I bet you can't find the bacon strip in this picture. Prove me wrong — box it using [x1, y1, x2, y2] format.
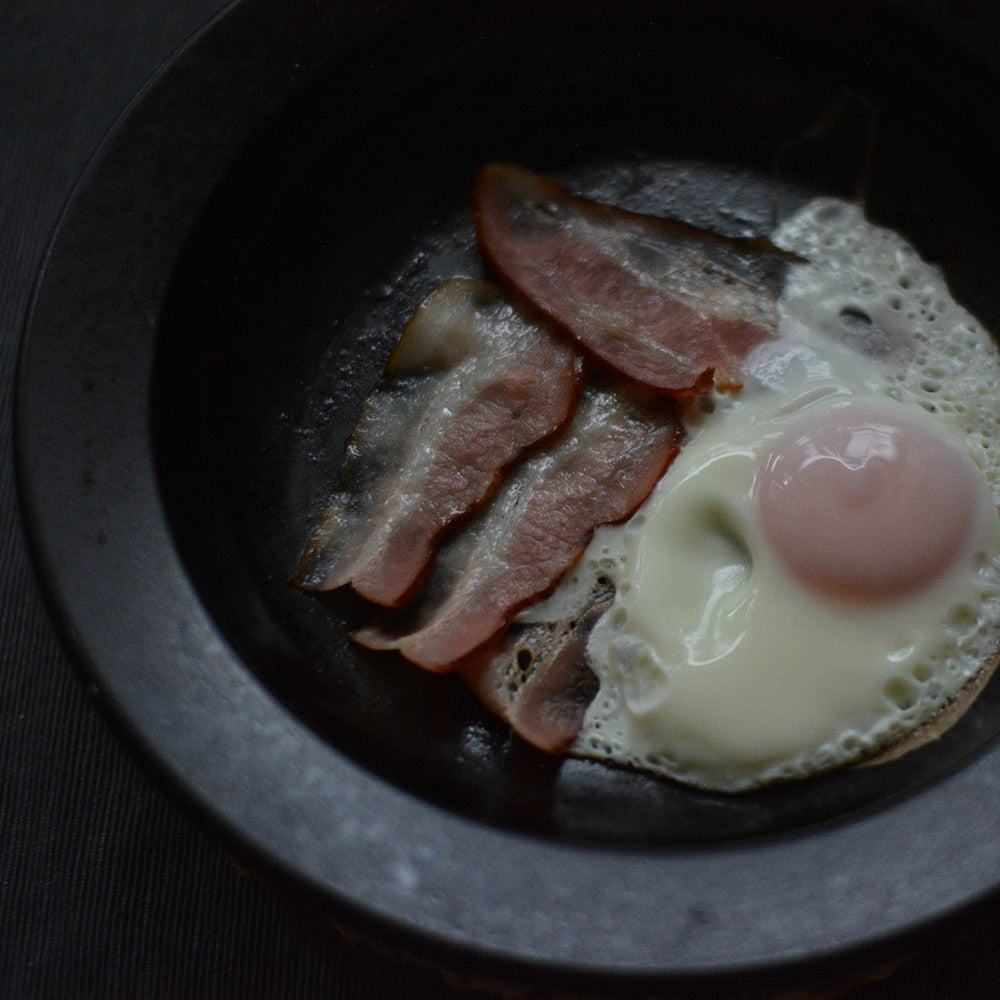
[294, 278, 583, 606]
[475, 163, 788, 395]
[354, 381, 682, 669]
[458, 582, 612, 753]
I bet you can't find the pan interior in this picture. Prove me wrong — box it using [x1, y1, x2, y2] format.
[154, 3, 1000, 845]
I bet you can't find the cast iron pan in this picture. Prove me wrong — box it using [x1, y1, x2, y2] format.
[16, 0, 1000, 991]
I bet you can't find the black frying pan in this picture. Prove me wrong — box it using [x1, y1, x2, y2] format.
[17, 0, 1000, 992]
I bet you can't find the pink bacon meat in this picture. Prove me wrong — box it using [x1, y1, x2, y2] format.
[475, 163, 787, 395]
[295, 278, 583, 606]
[354, 382, 682, 670]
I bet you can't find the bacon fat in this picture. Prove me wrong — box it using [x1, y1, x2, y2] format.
[457, 581, 612, 754]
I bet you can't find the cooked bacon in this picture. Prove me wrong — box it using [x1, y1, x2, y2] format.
[294, 278, 583, 606]
[474, 163, 787, 395]
[354, 381, 682, 670]
[458, 582, 612, 753]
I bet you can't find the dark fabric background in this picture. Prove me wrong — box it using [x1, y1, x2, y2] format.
[3, 2, 1000, 998]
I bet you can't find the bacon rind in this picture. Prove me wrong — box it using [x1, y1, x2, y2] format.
[294, 278, 583, 606]
[474, 163, 786, 396]
[353, 382, 683, 670]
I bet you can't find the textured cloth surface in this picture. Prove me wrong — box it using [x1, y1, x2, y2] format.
[3, 3, 1000, 999]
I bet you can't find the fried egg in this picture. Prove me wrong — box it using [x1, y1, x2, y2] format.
[560, 197, 1000, 791]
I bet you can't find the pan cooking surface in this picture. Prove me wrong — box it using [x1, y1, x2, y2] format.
[155, 2, 1000, 844]
[18, 0, 1000, 986]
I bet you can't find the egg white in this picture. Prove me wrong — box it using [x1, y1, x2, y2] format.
[557, 198, 1000, 791]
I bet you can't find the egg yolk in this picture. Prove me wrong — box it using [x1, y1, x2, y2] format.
[757, 404, 980, 603]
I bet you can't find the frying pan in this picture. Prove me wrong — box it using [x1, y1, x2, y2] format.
[16, 0, 1000, 991]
